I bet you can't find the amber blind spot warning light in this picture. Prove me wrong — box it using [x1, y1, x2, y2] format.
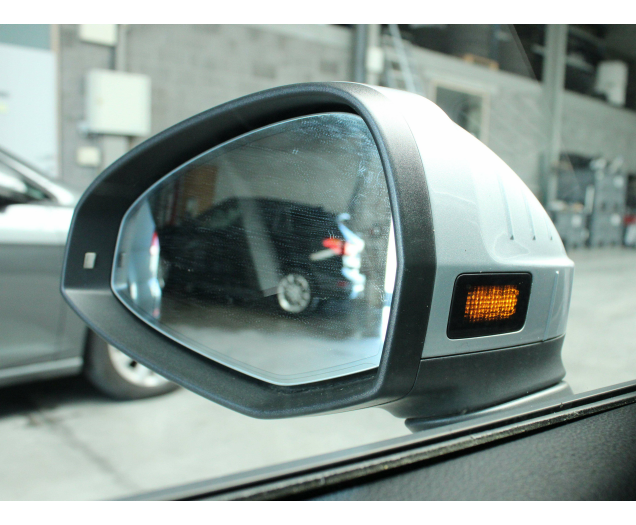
[448, 274, 532, 339]
[464, 284, 520, 323]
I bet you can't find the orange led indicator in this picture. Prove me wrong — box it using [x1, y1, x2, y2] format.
[464, 284, 520, 323]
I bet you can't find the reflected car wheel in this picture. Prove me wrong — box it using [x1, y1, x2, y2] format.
[276, 272, 315, 314]
[84, 332, 179, 400]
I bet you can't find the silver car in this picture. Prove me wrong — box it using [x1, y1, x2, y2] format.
[0, 147, 177, 399]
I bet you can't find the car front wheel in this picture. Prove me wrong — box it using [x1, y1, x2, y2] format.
[84, 332, 179, 400]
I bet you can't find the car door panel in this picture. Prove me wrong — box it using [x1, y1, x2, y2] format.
[313, 403, 636, 500]
[0, 203, 72, 367]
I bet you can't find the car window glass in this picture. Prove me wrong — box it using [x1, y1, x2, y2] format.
[0, 161, 48, 205]
[200, 203, 242, 230]
[271, 207, 289, 232]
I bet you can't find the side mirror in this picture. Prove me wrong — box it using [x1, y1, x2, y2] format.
[62, 83, 573, 425]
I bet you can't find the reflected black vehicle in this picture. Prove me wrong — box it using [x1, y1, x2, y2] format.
[159, 197, 366, 314]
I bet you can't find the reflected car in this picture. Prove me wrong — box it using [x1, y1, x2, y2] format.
[0, 146, 177, 399]
[159, 197, 366, 314]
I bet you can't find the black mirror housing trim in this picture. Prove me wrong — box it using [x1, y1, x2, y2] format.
[383, 335, 566, 420]
[62, 82, 437, 418]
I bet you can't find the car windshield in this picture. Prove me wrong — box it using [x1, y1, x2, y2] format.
[2, 23, 636, 500]
[0, 160, 49, 205]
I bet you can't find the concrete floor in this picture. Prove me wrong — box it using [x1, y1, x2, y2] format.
[0, 376, 407, 500]
[561, 248, 636, 393]
[1, 247, 635, 500]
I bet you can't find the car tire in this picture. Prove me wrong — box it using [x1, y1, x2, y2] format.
[276, 270, 319, 315]
[84, 332, 179, 400]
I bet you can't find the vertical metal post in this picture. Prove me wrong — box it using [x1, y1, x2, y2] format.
[490, 24, 500, 63]
[353, 25, 368, 83]
[541, 24, 568, 204]
[51, 24, 62, 179]
[114, 23, 128, 72]
[102, 24, 131, 170]
[366, 24, 383, 86]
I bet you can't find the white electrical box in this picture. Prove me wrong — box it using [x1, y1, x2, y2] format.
[85, 69, 151, 137]
[79, 25, 118, 46]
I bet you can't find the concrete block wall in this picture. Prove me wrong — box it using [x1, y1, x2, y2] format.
[410, 44, 636, 196]
[562, 91, 636, 170]
[58, 24, 352, 190]
[126, 24, 352, 138]
[58, 24, 636, 200]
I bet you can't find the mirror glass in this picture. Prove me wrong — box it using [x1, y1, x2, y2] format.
[113, 113, 396, 385]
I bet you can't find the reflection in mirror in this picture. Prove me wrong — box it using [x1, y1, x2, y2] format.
[113, 113, 396, 385]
